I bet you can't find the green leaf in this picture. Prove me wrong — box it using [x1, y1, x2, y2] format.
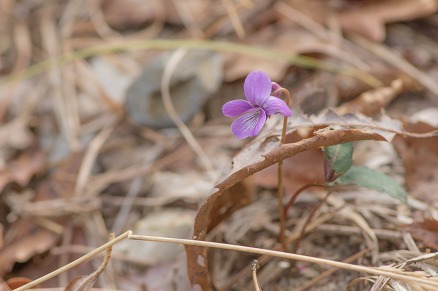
[323, 142, 353, 182]
[336, 166, 408, 204]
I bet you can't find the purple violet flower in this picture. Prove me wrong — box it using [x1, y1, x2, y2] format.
[222, 71, 291, 139]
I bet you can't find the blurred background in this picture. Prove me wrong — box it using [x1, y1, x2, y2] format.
[1, 0, 438, 290]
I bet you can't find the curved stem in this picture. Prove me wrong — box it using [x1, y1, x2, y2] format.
[284, 183, 326, 221]
[251, 260, 262, 291]
[292, 191, 331, 254]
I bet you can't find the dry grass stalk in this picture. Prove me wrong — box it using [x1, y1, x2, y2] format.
[129, 234, 438, 289]
[13, 231, 132, 291]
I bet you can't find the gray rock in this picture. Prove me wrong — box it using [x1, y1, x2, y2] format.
[125, 50, 223, 128]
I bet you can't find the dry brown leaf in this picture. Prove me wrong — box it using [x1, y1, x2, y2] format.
[102, 0, 166, 28]
[407, 219, 438, 249]
[338, 0, 438, 41]
[185, 178, 254, 290]
[393, 121, 438, 201]
[0, 226, 59, 276]
[255, 131, 325, 194]
[224, 25, 332, 82]
[35, 150, 85, 200]
[186, 110, 438, 289]
[6, 277, 33, 290]
[337, 79, 405, 115]
[0, 118, 33, 152]
[0, 145, 45, 193]
[102, 0, 209, 29]
[294, 66, 402, 113]
[186, 128, 388, 290]
[65, 233, 115, 291]
[235, 110, 407, 178]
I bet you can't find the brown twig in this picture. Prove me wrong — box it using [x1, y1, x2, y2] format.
[292, 191, 331, 254]
[295, 249, 370, 291]
[13, 231, 131, 291]
[284, 183, 326, 221]
[130, 234, 438, 289]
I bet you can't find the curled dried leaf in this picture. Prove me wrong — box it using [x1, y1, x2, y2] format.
[337, 79, 405, 116]
[187, 128, 386, 290]
[338, 0, 438, 41]
[65, 233, 115, 291]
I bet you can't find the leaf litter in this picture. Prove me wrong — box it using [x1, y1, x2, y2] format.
[1, 0, 438, 290]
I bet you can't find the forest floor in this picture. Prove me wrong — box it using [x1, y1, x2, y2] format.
[1, 0, 438, 290]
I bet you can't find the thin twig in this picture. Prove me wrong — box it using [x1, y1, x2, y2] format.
[161, 48, 217, 182]
[220, 0, 246, 38]
[295, 249, 370, 291]
[284, 183, 326, 220]
[13, 231, 132, 291]
[128, 234, 438, 289]
[352, 34, 438, 99]
[74, 122, 117, 195]
[292, 191, 331, 254]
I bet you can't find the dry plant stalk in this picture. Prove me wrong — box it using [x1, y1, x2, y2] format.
[251, 260, 262, 291]
[64, 233, 116, 291]
[129, 234, 438, 289]
[161, 48, 217, 181]
[13, 231, 131, 291]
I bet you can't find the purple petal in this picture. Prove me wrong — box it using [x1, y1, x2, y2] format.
[231, 108, 267, 139]
[244, 71, 272, 106]
[222, 100, 255, 118]
[271, 82, 282, 98]
[262, 96, 292, 117]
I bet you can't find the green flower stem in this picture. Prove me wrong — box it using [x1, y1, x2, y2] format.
[1, 39, 381, 88]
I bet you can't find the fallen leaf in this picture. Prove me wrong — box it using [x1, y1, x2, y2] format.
[224, 25, 333, 82]
[186, 128, 388, 290]
[228, 110, 415, 183]
[115, 209, 194, 265]
[0, 225, 59, 276]
[393, 121, 438, 201]
[337, 79, 405, 115]
[150, 171, 213, 203]
[35, 150, 85, 201]
[337, 0, 438, 41]
[186, 178, 254, 290]
[255, 132, 325, 194]
[6, 277, 33, 289]
[0, 144, 46, 193]
[407, 219, 438, 249]
[411, 108, 438, 127]
[186, 110, 438, 289]
[102, 0, 209, 29]
[0, 118, 33, 152]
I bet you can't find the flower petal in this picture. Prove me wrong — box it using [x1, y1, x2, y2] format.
[262, 96, 292, 117]
[271, 82, 282, 98]
[222, 99, 255, 118]
[244, 71, 272, 106]
[231, 108, 267, 139]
